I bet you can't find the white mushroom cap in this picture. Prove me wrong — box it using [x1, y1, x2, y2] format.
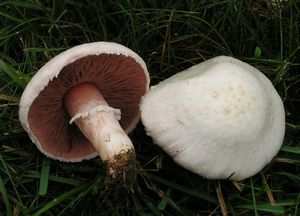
[19, 42, 149, 162]
[140, 56, 285, 181]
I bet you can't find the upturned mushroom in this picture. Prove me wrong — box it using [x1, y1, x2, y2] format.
[140, 56, 285, 181]
[19, 42, 149, 181]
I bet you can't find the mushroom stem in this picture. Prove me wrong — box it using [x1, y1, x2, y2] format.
[64, 82, 136, 182]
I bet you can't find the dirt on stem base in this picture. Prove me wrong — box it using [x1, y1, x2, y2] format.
[104, 149, 137, 185]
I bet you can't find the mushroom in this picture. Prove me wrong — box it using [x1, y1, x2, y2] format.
[19, 42, 149, 181]
[140, 56, 285, 181]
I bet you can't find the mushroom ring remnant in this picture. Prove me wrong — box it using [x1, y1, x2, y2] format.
[140, 56, 285, 181]
[19, 42, 149, 181]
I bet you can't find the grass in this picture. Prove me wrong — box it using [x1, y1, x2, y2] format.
[0, 0, 299, 215]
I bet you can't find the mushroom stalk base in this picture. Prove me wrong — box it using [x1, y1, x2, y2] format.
[64, 83, 136, 182]
[104, 149, 136, 184]
[74, 110, 136, 183]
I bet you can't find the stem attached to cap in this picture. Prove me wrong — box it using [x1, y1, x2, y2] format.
[64, 82, 136, 183]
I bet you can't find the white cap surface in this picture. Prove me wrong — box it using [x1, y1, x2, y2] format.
[140, 56, 285, 180]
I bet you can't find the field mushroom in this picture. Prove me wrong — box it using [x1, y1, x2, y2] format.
[140, 56, 285, 181]
[19, 42, 149, 181]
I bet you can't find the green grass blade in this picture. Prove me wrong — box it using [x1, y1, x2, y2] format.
[32, 181, 93, 216]
[157, 188, 170, 211]
[38, 158, 51, 196]
[275, 172, 300, 183]
[237, 204, 284, 214]
[0, 59, 28, 89]
[0, 175, 12, 216]
[139, 193, 162, 216]
[254, 46, 262, 58]
[250, 177, 258, 216]
[148, 174, 217, 204]
[237, 200, 297, 214]
[281, 146, 300, 154]
[25, 171, 82, 186]
[0, 153, 24, 210]
[0, 11, 23, 23]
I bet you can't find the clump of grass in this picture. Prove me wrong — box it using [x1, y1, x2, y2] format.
[1, 0, 299, 215]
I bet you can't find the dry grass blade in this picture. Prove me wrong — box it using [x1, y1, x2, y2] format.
[215, 181, 228, 216]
